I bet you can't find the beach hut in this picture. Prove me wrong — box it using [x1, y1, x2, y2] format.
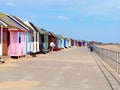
[70, 38, 74, 47]
[74, 40, 77, 46]
[64, 36, 70, 48]
[48, 31, 58, 51]
[0, 13, 29, 57]
[66, 38, 70, 48]
[60, 35, 69, 49]
[0, 20, 9, 56]
[24, 21, 40, 53]
[6, 14, 34, 57]
[26, 30, 33, 54]
[78, 40, 83, 46]
[40, 29, 49, 53]
[24, 21, 46, 53]
[82, 41, 88, 46]
[35, 27, 45, 53]
[6, 17, 33, 55]
[68, 38, 71, 48]
[56, 34, 62, 50]
[57, 34, 65, 49]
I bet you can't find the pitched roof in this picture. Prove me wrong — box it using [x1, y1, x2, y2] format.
[0, 13, 25, 30]
[24, 21, 36, 31]
[40, 28, 50, 35]
[35, 26, 45, 34]
[57, 34, 65, 39]
[7, 14, 33, 32]
[0, 20, 8, 27]
[48, 31, 57, 37]
[24, 21, 45, 34]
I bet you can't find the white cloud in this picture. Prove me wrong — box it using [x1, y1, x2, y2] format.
[57, 16, 68, 20]
[6, 2, 15, 6]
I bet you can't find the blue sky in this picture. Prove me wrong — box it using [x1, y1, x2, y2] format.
[0, 0, 120, 43]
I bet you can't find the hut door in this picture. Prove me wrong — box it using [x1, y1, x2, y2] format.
[10, 31, 18, 55]
[3, 28, 9, 56]
[44, 35, 48, 50]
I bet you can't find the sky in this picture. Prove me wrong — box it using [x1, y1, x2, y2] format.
[0, 0, 120, 43]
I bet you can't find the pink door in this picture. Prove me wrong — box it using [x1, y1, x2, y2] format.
[10, 31, 19, 56]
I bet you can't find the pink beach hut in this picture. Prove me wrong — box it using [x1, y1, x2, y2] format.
[9, 30, 26, 57]
[6, 14, 29, 57]
[0, 13, 28, 58]
[7, 15, 33, 55]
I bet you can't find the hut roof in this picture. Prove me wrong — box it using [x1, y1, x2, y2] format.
[48, 31, 57, 37]
[40, 28, 50, 35]
[57, 34, 69, 39]
[24, 21, 45, 34]
[0, 20, 8, 27]
[35, 26, 45, 34]
[0, 13, 25, 30]
[7, 14, 33, 32]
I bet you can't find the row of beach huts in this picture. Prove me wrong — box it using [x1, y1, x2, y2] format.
[0, 12, 88, 59]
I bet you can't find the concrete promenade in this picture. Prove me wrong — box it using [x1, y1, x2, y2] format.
[0, 47, 119, 90]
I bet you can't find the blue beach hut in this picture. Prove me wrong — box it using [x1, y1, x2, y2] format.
[24, 21, 40, 53]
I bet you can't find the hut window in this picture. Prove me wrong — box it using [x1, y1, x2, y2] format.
[19, 36, 21, 43]
[19, 32, 21, 43]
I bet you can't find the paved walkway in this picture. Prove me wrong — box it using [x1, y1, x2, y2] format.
[0, 47, 119, 90]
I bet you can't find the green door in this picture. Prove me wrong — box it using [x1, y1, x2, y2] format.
[42, 34, 48, 53]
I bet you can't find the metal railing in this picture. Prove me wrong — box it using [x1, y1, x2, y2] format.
[93, 46, 120, 74]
